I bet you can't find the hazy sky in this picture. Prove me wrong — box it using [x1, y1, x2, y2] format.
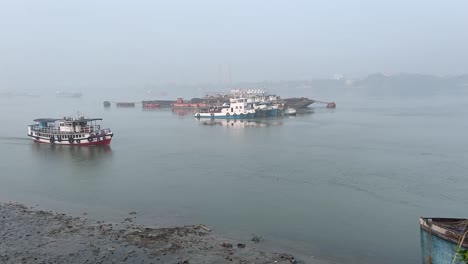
[1, 0, 467, 89]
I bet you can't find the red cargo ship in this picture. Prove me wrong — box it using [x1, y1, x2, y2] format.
[172, 98, 207, 108]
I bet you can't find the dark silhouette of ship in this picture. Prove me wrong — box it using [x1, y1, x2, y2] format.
[283, 97, 315, 108]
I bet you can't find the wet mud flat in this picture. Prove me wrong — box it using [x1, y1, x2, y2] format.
[0, 203, 300, 264]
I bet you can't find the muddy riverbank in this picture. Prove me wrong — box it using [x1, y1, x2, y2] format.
[0, 203, 301, 264]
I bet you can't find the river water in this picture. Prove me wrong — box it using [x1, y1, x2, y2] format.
[0, 93, 467, 264]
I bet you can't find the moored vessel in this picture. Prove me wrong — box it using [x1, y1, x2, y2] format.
[142, 102, 160, 109]
[28, 117, 113, 146]
[194, 98, 256, 119]
[172, 98, 207, 108]
[283, 97, 315, 108]
[420, 217, 468, 264]
[116, 102, 135, 108]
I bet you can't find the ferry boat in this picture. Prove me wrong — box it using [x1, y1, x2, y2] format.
[27, 117, 113, 146]
[194, 98, 256, 119]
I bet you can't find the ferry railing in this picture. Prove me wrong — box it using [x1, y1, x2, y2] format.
[30, 126, 59, 134]
[30, 125, 110, 135]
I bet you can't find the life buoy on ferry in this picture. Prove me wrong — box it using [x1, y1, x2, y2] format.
[210, 113, 214, 117]
[233, 113, 237, 117]
[57, 137, 62, 142]
[102, 136, 106, 140]
[68, 137, 74, 144]
[49, 137, 55, 143]
[76, 139, 81, 144]
[226, 113, 230, 117]
[196, 113, 201, 118]
[97, 137, 101, 141]
[87, 137, 92, 142]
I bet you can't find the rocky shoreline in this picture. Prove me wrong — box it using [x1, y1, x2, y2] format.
[0, 203, 300, 264]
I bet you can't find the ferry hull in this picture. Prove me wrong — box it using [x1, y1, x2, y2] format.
[30, 136, 112, 146]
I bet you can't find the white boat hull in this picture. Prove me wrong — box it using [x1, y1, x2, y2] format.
[29, 133, 113, 146]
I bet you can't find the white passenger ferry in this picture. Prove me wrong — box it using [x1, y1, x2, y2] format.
[28, 117, 113, 146]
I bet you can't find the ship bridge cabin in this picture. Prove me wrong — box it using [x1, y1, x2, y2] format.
[57, 117, 102, 133]
[227, 98, 254, 114]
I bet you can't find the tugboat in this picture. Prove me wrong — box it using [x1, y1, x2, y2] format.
[27, 117, 113, 146]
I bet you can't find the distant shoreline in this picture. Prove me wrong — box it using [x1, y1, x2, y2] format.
[0, 202, 299, 264]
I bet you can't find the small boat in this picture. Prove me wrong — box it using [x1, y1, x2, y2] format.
[116, 102, 135, 108]
[283, 108, 297, 116]
[420, 217, 468, 264]
[28, 117, 113, 146]
[194, 98, 256, 119]
[56, 91, 82, 98]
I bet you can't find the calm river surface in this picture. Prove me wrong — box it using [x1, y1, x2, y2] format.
[0, 94, 467, 264]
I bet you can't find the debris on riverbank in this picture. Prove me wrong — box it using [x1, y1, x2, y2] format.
[0, 203, 300, 264]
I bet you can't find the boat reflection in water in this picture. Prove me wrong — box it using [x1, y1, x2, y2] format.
[142, 106, 162, 112]
[30, 143, 112, 164]
[172, 108, 199, 117]
[197, 119, 283, 128]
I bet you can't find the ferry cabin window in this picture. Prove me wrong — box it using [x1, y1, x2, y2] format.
[231, 108, 233, 112]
